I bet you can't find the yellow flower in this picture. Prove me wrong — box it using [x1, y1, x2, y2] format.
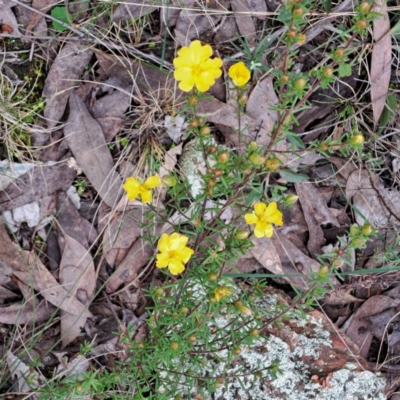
[173, 40, 223, 92]
[123, 175, 161, 203]
[214, 285, 232, 301]
[156, 233, 194, 275]
[228, 62, 251, 87]
[245, 202, 283, 238]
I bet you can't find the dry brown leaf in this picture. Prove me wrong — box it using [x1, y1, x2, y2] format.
[112, 0, 156, 22]
[370, 0, 392, 124]
[0, 163, 75, 213]
[249, 237, 283, 274]
[64, 91, 123, 208]
[247, 0, 268, 19]
[323, 289, 364, 306]
[106, 238, 154, 294]
[0, 220, 28, 272]
[295, 182, 340, 258]
[270, 231, 323, 289]
[158, 143, 183, 200]
[344, 295, 400, 358]
[102, 208, 143, 268]
[0, 295, 56, 324]
[14, 253, 93, 318]
[0, 2, 22, 37]
[58, 227, 95, 347]
[197, 97, 268, 147]
[175, 2, 222, 46]
[7, 350, 41, 392]
[26, 0, 57, 33]
[230, 0, 256, 45]
[246, 75, 278, 146]
[43, 43, 93, 128]
[346, 169, 400, 228]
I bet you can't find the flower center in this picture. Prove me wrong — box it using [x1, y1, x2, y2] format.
[192, 64, 203, 76]
[258, 215, 268, 223]
[169, 250, 177, 259]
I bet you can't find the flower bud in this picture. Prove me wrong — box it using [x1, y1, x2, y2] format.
[332, 260, 343, 269]
[175, 397, 183, 400]
[206, 188, 213, 196]
[350, 134, 365, 146]
[180, 307, 189, 315]
[318, 265, 329, 277]
[218, 151, 230, 163]
[237, 303, 253, 316]
[162, 174, 177, 187]
[287, 27, 297, 39]
[249, 153, 266, 166]
[353, 237, 365, 247]
[200, 126, 211, 137]
[356, 19, 368, 30]
[350, 224, 360, 236]
[188, 335, 197, 343]
[173, 312, 179, 318]
[233, 347, 241, 355]
[170, 342, 179, 350]
[187, 95, 199, 107]
[213, 168, 223, 177]
[207, 179, 216, 188]
[190, 218, 201, 227]
[297, 33, 306, 45]
[284, 194, 299, 205]
[248, 141, 259, 152]
[322, 66, 334, 78]
[189, 118, 200, 128]
[238, 94, 248, 105]
[361, 223, 373, 235]
[249, 328, 259, 337]
[279, 74, 290, 84]
[155, 287, 164, 297]
[235, 230, 250, 240]
[359, 1, 371, 12]
[334, 48, 345, 59]
[265, 158, 280, 171]
[292, 6, 305, 18]
[318, 143, 329, 152]
[294, 77, 307, 90]
[198, 117, 206, 125]
[208, 146, 217, 154]
[208, 272, 219, 281]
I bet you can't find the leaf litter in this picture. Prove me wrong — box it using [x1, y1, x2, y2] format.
[1, 0, 400, 398]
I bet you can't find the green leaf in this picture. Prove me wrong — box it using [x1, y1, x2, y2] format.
[245, 188, 263, 206]
[280, 169, 309, 183]
[51, 7, 70, 32]
[323, 0, 331, 13]
[338, 63, 352, 77]
[286, 132, 305, 149]
[378, 93, 397, 130]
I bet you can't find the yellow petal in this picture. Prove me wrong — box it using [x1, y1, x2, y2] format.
[264, 223, 274, 238]
[123, 177, 140, 201]
[199, 43, 213, 63]
[156, 252, 169, 268]
[265, 202, 283, 226]
[178, 246, 194, 264]
[144, 175, 161, 189]
[254, 221, 268, 238]
[254, 202, 267, 217]
[168, 259, 185, 275]
[158, 233, 171, 252]
[140, 188, 152, 203]
[203, 58, 223, 78]
[169, 233, 189, 251]
[174, 67, 193, 81]
[179, 79, 195, 92]
[228, 62, 251, 87]
[245, 213, 258, 225]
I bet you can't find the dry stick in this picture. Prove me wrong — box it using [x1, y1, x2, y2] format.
[5, 1, 174, 69]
